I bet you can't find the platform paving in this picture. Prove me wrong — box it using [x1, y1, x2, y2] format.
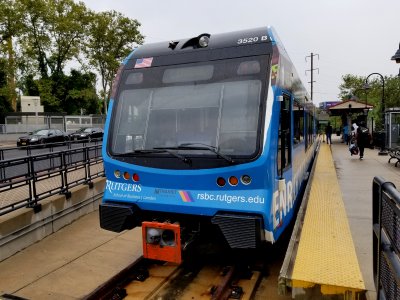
[0, 211, 142, 299]
[288, 142, 365, 297]
[0, 134, 398, 299]
[329, 135, 400, 300]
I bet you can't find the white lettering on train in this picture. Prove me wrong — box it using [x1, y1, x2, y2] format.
[106, 180, 142, 194]
[273, 150, 314, 230]
[273, 179, 294, 229]
[196, 192, 264, 204]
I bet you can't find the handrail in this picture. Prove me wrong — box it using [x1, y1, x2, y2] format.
[0, 142, 104, 216]
[372, 176, 400, 300]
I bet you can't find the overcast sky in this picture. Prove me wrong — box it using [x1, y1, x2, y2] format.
[80, 0, 400, 105]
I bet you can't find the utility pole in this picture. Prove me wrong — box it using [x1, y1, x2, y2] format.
[305, 53, 319, 102]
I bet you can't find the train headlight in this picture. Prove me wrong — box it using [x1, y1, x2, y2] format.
[228, 176, 238, 186]
[198, 35, 209, 48]
[217, 177, 226, 187]
[146, 228, 162, 244]
[132, 173, 140, 182]
[241, 175, 252, 185]
[161, 229, 176, 246]
[114, 170, 121, 178]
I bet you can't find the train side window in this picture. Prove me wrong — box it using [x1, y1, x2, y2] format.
[307, 113, 314, 148]
[293, 101, 304, 147]
[277, 94, 291, 177]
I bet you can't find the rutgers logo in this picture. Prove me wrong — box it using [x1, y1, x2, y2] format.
[106, 180, 142, 193]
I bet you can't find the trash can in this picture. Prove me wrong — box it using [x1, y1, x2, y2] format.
[372, 131, 385, 149]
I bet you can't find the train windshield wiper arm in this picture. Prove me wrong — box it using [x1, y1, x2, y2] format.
[113, 149, 191, 165]
[146, 148, 192, 165]
[177, 143, 234, 164]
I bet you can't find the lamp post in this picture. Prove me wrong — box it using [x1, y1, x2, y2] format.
[34, 98, 39, 126]
[391, 42, 400, 77]
[348, 103, 352, 145]
[362, 87, 369, 123]
[364, 73, 387, 155]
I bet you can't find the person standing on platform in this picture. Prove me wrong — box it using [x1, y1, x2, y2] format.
[356, 121, 369, 160]
[343, 124, 349, 145]
[325, 122, 333, 145]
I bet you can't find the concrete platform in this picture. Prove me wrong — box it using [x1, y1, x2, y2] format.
[330, 136, 400, 300]
[279, 135, 399, 300]
[0, 211, 142, 299]
[287, 142, 365, 298]
[0, 177, 106, 261]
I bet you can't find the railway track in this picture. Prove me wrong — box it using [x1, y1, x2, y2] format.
[84, 238, 292, 300]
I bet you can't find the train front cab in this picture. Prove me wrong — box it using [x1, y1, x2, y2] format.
[99, 26, 317, 264]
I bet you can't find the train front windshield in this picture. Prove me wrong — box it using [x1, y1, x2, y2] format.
[110, 56, 268, 157]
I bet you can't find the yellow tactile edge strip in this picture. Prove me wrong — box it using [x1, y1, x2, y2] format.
[291, 143, 365, 293]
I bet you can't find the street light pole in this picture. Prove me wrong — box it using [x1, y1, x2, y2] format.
[363, 88, 369, 123]
[365, 73, 387, 155]
[391, 42, 400, 77]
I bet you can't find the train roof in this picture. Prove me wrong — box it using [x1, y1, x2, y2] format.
[120, 27, 312, 106]
[124, 27, 277, 68]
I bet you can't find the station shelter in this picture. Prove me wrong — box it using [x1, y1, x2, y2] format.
[327, 99, 374, 136]
[386, 107, 400, 148]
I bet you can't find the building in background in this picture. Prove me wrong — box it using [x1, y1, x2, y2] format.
[20, 96, 44, 114]
[319, 101, 342, 111]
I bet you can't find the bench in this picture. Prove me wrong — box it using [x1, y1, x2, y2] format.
[388, 147, 400, 166]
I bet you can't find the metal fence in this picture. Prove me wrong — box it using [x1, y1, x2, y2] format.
[0, 142, 104, 216]
[0, 114, 106, 134]
[372, 176, 400, 300]
[65, 115, 105, 133]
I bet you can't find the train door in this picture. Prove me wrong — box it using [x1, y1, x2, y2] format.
[293, 101, 304, 146]
[277, 94, 292, 178]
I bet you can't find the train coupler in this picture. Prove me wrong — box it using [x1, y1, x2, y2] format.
[142, 221, 182, 264]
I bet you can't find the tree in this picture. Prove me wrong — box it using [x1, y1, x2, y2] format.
[0, 58, 13, 113]
[23, 70, 100, 114]
[64, 69, 100, 114]
[338, 74, 366, 100]
[22, 74, 40, 96]
[339, 74, 400, 129]
[84, 10, 143, 114]
[0, 1, 144, 115]
[385, 76, 400, 108]
[20, 0, 91, 79]
[0, 0, 25, 111]
[17, 0, 94, 112]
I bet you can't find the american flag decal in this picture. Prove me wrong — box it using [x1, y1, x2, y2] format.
[134, 57, 153, 68]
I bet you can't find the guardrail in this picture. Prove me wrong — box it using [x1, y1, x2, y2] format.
[0, 142, 104, 216]
[372, 176, 400, 300]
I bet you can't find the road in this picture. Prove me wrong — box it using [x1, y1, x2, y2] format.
[0, 140, 103, 161]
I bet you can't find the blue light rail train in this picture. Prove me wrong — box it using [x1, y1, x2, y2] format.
[99, 26, 318, 263]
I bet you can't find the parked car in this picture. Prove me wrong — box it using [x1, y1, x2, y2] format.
[69, 127, 104, 142]
[17, 129, 69, 147]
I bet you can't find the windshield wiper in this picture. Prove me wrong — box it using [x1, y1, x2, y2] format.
[152, 148, 192, 165]
[114, 144, 233, 164]
[177, 143, 234, 164]
[114, 148, 192, 165]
